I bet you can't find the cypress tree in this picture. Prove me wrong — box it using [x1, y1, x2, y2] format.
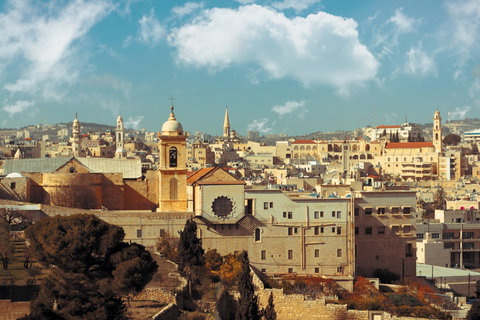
[263, 292, 277, 320]
[236, 251, 260, 320]
[178, 218, 205, 296]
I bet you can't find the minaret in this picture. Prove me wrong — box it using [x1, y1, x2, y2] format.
[116, 114, 124, 150]
[433, 109, 442, 153]
[71, 113, 81, 157]
[223, 106, 230, 138]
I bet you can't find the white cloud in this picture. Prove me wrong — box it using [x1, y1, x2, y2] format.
[172, 2, 204, 18]
[271, 100, 306, 118]
[138, 8, 165, 45]
[3, 100, 35, 116]
[270, 0, 320, 12]
[0, 0, 114, 97]
[388, 8, 420, 34]
[235, 0, 256, 4]
[168, 5, 379, 95]
[403, 43, 437, 78]
[450, 106, 471, 120]
[125, 116, 144, 129]
[247, 118, 274, 133]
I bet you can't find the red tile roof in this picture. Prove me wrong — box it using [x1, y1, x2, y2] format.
[385, 142, 434, 149]
[292, 139, 316, 144]
[376, 125, 401, 129]
[187, 167, 216, 184]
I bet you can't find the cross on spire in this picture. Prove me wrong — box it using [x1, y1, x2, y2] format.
[169, 96, 175, 106]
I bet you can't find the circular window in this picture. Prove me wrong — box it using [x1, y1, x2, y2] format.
[212, 196, 233, 217]
[69, 167, 76, 173]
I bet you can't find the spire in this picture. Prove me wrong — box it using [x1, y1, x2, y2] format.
[223, 106, 230, 137]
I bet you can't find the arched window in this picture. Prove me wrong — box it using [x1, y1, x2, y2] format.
[360, 154, 366, 160]
[406, 243, 414, 257]
[365, 144, 370, 152]
[255, 228, 261, 242]
[170, 178, 178, 200]
[435, 133, 438, 140]
[69, 167, 76, 173]
[169, 147, 178, 167]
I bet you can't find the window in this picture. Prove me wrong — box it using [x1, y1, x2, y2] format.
[314, 211, 319, 219]
[288, 250, 293, 259]
[406, 243, 414, 257]
[417, 233, 424, 240]
[378, 226, 385, 234]
[169, 147, 177, 167]
[332, 227, 335, 233]
[270, 202, 273, 208]
[294, 228, 298, 234]
[315, 268, 319, 273]
[170, 178, 178, 200]
[315, 249, 319, 257]
[159, 229, 165, 237]
[337, 227, 341, 235]
[332, 211, 335, 217]
[288, 268, 293, 273]
[255, 228, 261, 242]
[375, 255, 380, 260]
[432, 233, 439, 239]
[320, 211, 324, 217]
[391, 207, 399, 215]
[443, 232, 454, 239]
[463, 232, 474, 239]
[315, 227, 319, 235]
[392, 226, 399, 234]
[464, 243, 475, 249]
[261, 250, 266, 260]
[365, 208, 373, 215]
[337, 211, 341, 218]
[355, 227, 359, 235]
[365, 226, 372, 235]
[261, 268, 266, 273]
[403, 207, 411, 214]
[377, 207, 385, 215]
[10, 182, 15, 189]
[337, 266, 343, 273]
[444, 243, 454, 249]
[69, 167, 76, 173]
[137, 229, 142, 238]
[283, 212, 287, 218]
[288, 212, 292, 219]
[337, 249, 342, 257]
[288, 227, 293, 235]
[264, 202, 268, 209]
[212, 196, 233, 217]
[403, 225, 411, 234]
[321, 227, 324, 234]
[354, 208, 359, 216]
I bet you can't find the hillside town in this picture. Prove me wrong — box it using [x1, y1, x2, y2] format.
[3, 106, 480, 319]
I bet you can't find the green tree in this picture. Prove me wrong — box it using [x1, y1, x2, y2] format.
[263, 292, 277, 320]
[205, 248, 223, 283]
[235, 251, 260, 320]
[467, 300, 480, 320]
[433, 187, 446, 210]
[0, 219, 14, 269]
[178, 218, 205, 296]
[156, 231, 179, 261]
[24, 214, 158, 320]
[443, 134, 461, 146]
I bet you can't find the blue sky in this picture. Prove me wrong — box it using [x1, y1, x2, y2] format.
[0, 0, 479, 136]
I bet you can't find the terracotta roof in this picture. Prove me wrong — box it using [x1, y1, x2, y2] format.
[25, 137, 32, 140]
[385, 142, 434, 149]
[196, 180, 245, 185]
[186, 167, 216, 184]
[292, 139, 316, 144]
[376, 125, 401, 129]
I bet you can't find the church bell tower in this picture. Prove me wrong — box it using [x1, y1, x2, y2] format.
[433, 109, 442, 153]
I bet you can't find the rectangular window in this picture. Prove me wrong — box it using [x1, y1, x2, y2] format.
[365, 208, 373, 215]
[378, 226, 385, 234]
[288, 212, 292, 219]
[337, 227, 341, 235]
[321, 227, 324, 234]
[464, 243, 475, 249]
[391, 207, 399, 215]
[137, 229, 142, 238]
[288, 227, 293, 236]
[377, 207, 386, 215]
[320, 211, 324, 217]
[294, 227, 298, 234]
[332, 227, 335, 233]
[417, 233, 424, 240]
[288, 250, 293, 260]
[354, 208, 359, 216]
[314, 211, 319, 219]
[261, 250, 266, 260]
[392, 226, 399, 234]
[159, 229, 165, 237]
[337, 266, 342, 273]
[315, 226, 319, 235]
[332, 211, 335, 217]
[355, 227, 359, 235]
[337, 249, 342, 257]
[283, 212, 287, 218]
[288, 268, 293, 273]
[10, 182, 15, 189]
[337, 211, 341, 218]
[463, 232, 475, 239]
[375, 255, 380, 260]
[444, 243, 454, 249]
[403, 225, 411, 233]
[315, 268, 319, 273]
[365, 226, 372, 235]
[270, 202, 273, 208]
[315, 249, 319, 257]
[264, 202, 268, 209]
[261, 268, 266, 273]
[432, 233, 439, 239]
[403, 207, 411, 214]
[443, 232, 454, 239]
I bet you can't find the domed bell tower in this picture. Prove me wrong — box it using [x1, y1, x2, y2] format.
[157, 106, 187, 212]
[433, 109, 442, 153]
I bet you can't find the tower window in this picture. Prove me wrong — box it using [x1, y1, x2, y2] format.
[169, 147, 178, 167]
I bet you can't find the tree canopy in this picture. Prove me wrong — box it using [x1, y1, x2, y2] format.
[178, 218, 205, 296]
[443, 134, 461, 146]
[24, 214, 158, 320]
[236, 251, 260, 320]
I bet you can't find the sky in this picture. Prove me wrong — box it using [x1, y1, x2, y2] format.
[0, 0, 480, 136]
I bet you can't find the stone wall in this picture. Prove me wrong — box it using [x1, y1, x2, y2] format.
[0, 301, 30, 320]
[152, 303, 180, 320]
